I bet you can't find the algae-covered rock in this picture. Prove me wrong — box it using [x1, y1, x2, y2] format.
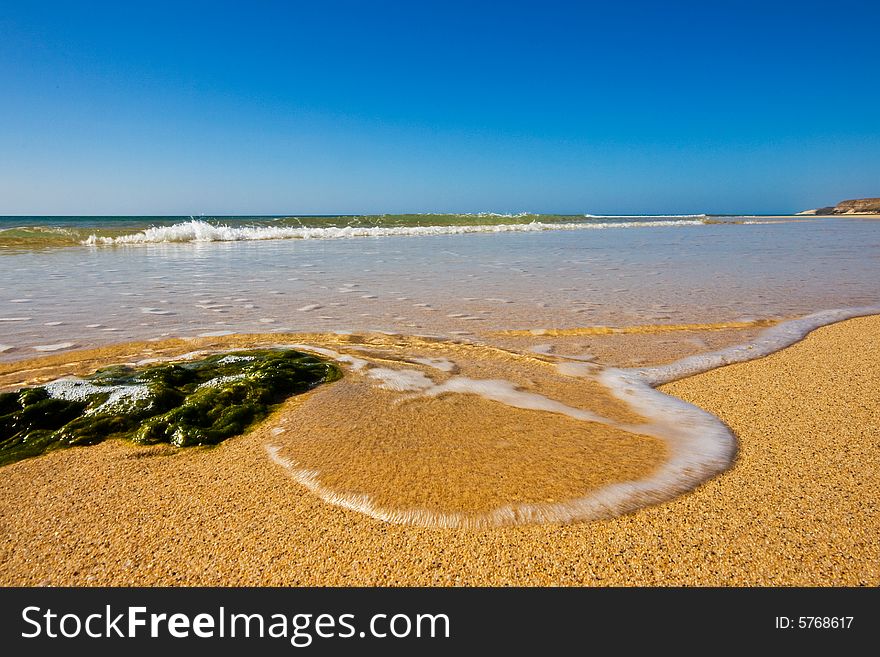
[0, 349, 341, 466]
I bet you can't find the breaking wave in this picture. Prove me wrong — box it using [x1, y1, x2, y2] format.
[83, 218, 706, 245]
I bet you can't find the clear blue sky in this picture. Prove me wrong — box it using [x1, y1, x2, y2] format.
[1, 0, 878, 215]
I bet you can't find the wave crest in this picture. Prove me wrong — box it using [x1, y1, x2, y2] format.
[83, 218, 705, 245]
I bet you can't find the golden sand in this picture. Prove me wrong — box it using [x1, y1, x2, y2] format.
[1, 317, 878, 585]
[275, 381, 663, 515]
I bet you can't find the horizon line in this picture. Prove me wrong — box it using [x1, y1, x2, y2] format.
[0, 210, 798, 218]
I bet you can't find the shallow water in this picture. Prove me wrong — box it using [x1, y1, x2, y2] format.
[1, 216, 877, 359]
[1, 214, 878, 526]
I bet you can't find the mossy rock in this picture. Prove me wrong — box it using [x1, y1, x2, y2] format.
[0, 349, 341, 467]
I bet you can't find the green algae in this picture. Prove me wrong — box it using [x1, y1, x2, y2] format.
[0, 349, 341, 467]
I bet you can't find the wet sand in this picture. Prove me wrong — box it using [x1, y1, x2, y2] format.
[1, 316, 878, 585]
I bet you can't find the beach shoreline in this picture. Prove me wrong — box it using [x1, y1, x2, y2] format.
[1, 315, 877, 586]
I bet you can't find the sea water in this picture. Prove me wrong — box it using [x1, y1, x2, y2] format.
[1, 215, 878, 359]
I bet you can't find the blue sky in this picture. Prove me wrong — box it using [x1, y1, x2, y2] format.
[1, 0, 878, 215]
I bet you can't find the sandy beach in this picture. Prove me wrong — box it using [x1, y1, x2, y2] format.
[1, 315, 877, 586]
[5, 7, 880, 652]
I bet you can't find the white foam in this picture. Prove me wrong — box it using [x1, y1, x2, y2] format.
[33, 342, 75, 352]
[216, 355, 255, 364]
[44, 378, 151, 414]
[631, 306, 880, 386]
[0, 317, 31, 322]
[423, 377, 610, 424]
[525, 305, 880, 525]
[367, 368, 435, 391]
[196, 373, 246, 389]
[82, 218, 706, 245]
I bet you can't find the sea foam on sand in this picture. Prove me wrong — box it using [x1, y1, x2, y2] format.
[267, 306, 880, 527]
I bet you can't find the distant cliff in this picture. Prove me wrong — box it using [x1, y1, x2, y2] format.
[798, 198, 880, 215]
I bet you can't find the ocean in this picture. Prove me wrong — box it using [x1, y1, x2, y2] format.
[1, 213, 878, 358]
